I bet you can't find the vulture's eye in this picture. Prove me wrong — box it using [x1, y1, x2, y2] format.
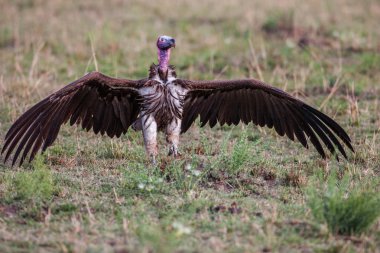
[160, 38, 164, 42]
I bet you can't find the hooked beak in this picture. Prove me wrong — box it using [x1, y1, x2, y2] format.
[169, 38, 175, 48]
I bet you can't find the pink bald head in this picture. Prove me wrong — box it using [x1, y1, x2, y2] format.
[157, 35, 175, 74]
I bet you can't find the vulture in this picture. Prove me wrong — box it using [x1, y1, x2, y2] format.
[2, 35, 354, 166]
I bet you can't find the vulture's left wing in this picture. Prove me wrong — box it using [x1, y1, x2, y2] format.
[178, 79, 354, 160]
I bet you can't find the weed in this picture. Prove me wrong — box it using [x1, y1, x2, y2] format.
[134, 223, 180, 253]
[121, 164, 167, 197]
[306, 171, 380, 235]
[227, 129, 250, 174]
[4, 155, 57, 203]
[261, 10, 294, 35]
[52, 203, 77, 215]
[211, 128, 251, 176]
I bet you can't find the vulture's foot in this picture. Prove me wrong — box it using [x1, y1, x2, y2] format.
[150, 154, 157, 166]
[168, 146, 181, 157]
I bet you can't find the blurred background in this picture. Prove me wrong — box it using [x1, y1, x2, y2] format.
[1, 0, 379, 82]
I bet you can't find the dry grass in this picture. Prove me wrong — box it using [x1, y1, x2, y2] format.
[0, 0, 380, 252]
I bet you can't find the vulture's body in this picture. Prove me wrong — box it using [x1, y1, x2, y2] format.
[1, 35, 354, 166]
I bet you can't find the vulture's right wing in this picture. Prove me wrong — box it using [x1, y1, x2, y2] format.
[2, 71, 145, 166]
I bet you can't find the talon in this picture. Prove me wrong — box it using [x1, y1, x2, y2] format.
[168, 146, 181, 157]
[151, 155, 157, 166]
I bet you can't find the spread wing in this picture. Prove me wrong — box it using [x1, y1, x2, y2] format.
[178, 79, 354, 160]
[2, 71, 145, 166]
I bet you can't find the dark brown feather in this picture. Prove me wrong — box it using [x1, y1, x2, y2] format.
[270, 97, 285, 136]
[180, 78, 353, 159]
[254, 91, 266, 127]
[2, 71, 143, 165]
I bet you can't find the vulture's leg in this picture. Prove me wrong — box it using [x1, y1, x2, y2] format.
[131, 118, 142, 131]
[166, 118, 181, 157]
[141, 115, 158, 164]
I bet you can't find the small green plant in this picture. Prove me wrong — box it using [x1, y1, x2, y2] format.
[134, 222, 180, 253]
[5, 155, 57, 202]
[306, 171, 380, 235]
[121, 164, 167, 196]
[261, 11, 294, 34]
[229, 131, 250, 173]
[358, 53, 380, 75]
[221, 129, 250, 174]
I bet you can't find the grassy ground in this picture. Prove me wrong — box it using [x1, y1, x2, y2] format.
[0, 0, 380, 252]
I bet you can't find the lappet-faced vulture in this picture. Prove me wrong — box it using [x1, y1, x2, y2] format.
[2, 35, 354, 166]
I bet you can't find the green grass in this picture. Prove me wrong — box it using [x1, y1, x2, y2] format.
[0, 0, 380, 252]
[3, 156, 57, 203]
[307, 171, 380, 236]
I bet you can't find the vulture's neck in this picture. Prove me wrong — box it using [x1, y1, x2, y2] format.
[158, 48, 171, 75]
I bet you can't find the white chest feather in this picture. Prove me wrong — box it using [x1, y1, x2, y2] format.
[138, 73, 188, 129]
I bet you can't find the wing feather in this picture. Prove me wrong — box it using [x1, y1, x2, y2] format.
[270, 97, 285, 136]
[255, 91, 266, 127]
[180, 79, 353, 159]
[2, 71, 143, 165]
